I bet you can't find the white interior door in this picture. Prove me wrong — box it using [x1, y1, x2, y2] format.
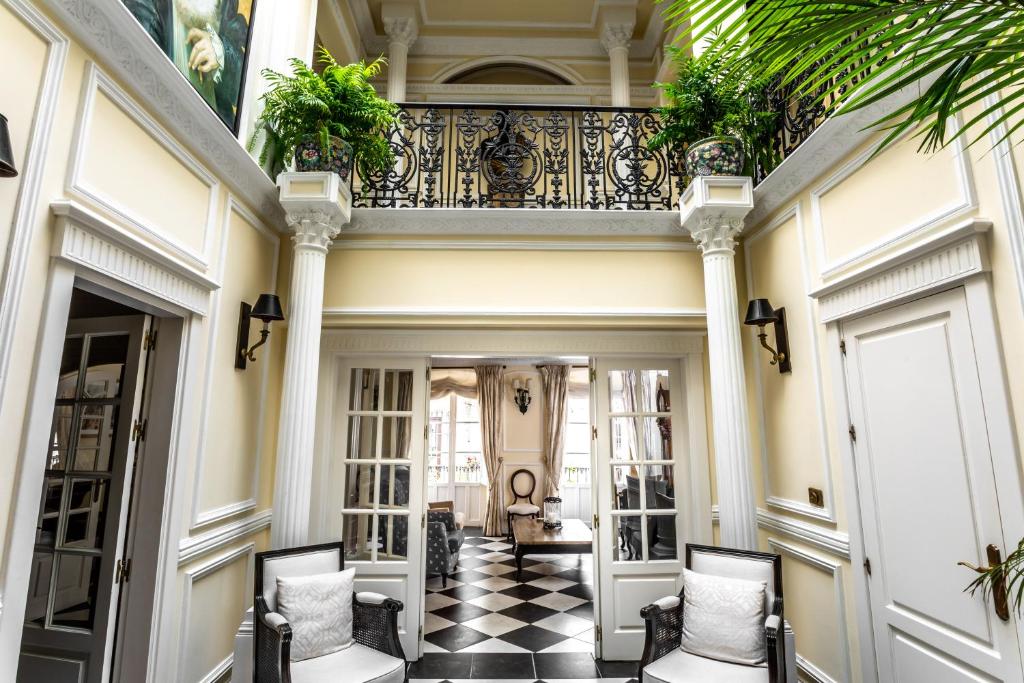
[842, 287, 1024, 681]
[594, 359, 689, 659]
[18, 315, 151, 683]
[331, 357, 427, 659]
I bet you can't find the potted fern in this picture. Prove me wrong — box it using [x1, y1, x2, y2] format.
[250, 48, 398, 181]
[648, 44, 779, 179]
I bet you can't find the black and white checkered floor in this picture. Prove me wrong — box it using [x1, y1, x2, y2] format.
[409, 528, 639, 683]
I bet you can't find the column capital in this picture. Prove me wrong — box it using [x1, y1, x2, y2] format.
[600, 22, 633, 52]
[679, 176, 754, 255]
[382, 0, 419, 48]
[277, 171, 352, 251]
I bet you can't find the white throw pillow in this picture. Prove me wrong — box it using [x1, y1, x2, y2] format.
[276, 567, 355, 661]
[679, 567, 767, 666]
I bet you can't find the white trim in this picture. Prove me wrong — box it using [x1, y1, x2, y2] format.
[324, 306, 706, 321]
[809, 218, 992, 323]
[199, 654, 233, 683]
[331, 238, 698, 252]
[50, 200, 218, 315]
[767, 538, 852, 683]
[66, 62, 220, 269]
[985, 93, 1024, 315]
[0, 0, 68, 434]
[757, 509, 850, 559]
[178, 510, 273, 565]
[405, 81, 654, 104]
[190, 196, 280, 530]
[743, 204, 837, 523]
[797, 655, 839, 683]
[808, 120, 976, 279]
[178, 544, 256, 683]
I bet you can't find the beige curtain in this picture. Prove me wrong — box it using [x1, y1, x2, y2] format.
[430, 368, 479, 400]
[539, 365, 570, 498]
[476, 365, 505, 536]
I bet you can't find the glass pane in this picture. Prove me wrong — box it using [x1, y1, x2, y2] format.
[455, 420, 481, 453]
[56, 337, 84, 400]
[647, 514, 678, 560]
[82, 334, 129, 399]
[346, 416, 377, 459]
[376, 514, 408, 560]
[428, 401, 450, 484]
[349, 369, 380, 410]
[612, 466, 642, 510]
[454, 453, 484, 483]
[607, 370, 635, 413]
[567, 396, 589, 422]
[456, 396, 479, 421]
[647, 465, 676, 502]
[343, 464, 376, 510]
[565, 422, 590, 454]
[610, 417, 640, 461]
[74, 404, 118, 471]
[36, 478, 63, 548]
[377, 464, 410, 509]
[639, 370, 671, 412]
[343, 514, 374, 561]
[640, 417, 673, 461]
[381, 417, 412, 459]
[614, 515, 642, 562]
[24, 552, 53, 626]
[51, 554, 101, 629]
[48, 405, 74, 470]
[61, 479, 109, 549]
[382, 370, 414, 411]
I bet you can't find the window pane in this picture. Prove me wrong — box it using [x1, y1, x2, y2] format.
[343, 464, 376, 510]
[565, 422, 590, 455]
[607, 370, 635, 413]
[428, 400, 450, 484]
[346, 416, 377, 459]
[377, 464, 410, 509]
[51, 554, 101, 630]
[343, 515, 374, 561]
[455, 421, 481, 452]
[56, 337, 84, 400]
[381, 417, 412, 459]
[83, 334, 129, 399]
[648, 465, 676, 502]
[456, 396, 479, 421]
[376, 514, 408, 560]
[48, 405, 74, 470]
[36, 478, 63, 548]
[639, 369, 671, 412]
[614, 515, 642, 562]
[612, 466, 641, 510]
[640, 417, 672, 461]
[567, 396, 589, 422]
[74, 404, 118, 471]
[24, 552, 53, 626]
[647, 513, 678, 560]
[610, 417, 640, 461]
[61, 479, 109, 550]
[382, 370, 414, 411]
[454, 453, 484, 483]
[349, 369, 380, 410]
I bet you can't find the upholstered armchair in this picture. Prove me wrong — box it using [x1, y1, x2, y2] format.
[638, 544, 786, 683]
[425, 509, 463, 587]
[254, 542, 407, 683]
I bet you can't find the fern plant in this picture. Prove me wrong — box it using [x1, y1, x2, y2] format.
[249, 48, 398, 177]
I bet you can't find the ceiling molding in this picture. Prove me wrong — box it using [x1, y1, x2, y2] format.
[344, 208, 682, 236]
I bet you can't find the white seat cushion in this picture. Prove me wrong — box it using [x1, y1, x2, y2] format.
[507, 503, 539, 514]
[289, 642, 405, 683]
[643, 648, 769, 683]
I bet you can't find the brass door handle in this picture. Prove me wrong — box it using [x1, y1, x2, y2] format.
[959, 544, 1010, 622]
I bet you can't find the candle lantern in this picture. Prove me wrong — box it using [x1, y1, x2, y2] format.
[543, 496, 562, 529]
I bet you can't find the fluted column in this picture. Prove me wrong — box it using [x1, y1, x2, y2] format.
[383, 2, 418, 103]
[681, 176, 758, 550]
[272, 172, 351, 549]
[601, 23, 633, 107]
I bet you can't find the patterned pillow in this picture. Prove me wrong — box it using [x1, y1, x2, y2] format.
[276, 568, 355, 661]
[679, 568, 767, 666]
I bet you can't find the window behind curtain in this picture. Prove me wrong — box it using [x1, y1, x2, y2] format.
[429, 395, 486, 485]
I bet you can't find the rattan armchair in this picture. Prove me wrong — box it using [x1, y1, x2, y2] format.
[254, 542, 407, 683]
[638, 544, 786, 683]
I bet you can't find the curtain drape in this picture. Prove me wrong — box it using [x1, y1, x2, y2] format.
[430, 369, 479, 400]
[395, 371, 413, 460]
[539, 365, 570, 498]
[475, 365, 505, 536]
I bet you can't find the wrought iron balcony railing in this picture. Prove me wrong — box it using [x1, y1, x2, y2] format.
[352, 104, 688, 211]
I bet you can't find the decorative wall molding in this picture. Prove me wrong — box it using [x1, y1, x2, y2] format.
[0, 0, 69, 437]
[178, 509, 272, 565]
[757, 509, 850, 559]
[405, 81, 654, 103]
[190, 197, 279, 530]
[331, 238, 697, 252]
[323, 306, 706, 325]
[808, 120, 976, 279]
[985, 93, 1024, 316]
[767, 538, 852, 683]
[744, 204, 837, 524]
[431, 56, 587, 88]
[50, 200, 219, 315]
[345, 208, 680, 236]
[39, 0, 282, 224]
[199, 655, 233, 683]
[67, 63, 221, 269]
[810, 218, 992, 323]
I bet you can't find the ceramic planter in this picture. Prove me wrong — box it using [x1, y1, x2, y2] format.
[685, 135, 745, 177]
[294, 136, 354, 181]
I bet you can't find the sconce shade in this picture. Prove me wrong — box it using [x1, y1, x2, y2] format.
[0, 114, 17, 178]
[251, 294, 284, 323]
[744, 298, 777, 327]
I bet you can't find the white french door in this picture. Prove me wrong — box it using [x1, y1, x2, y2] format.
[594, 359, 689, 659]
[842, 288, 1024, 681]
[331, 357, 427, 658]
[18, 315, 151, 683]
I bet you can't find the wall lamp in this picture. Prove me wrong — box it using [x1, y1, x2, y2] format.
[744, 298, 792, 374]
[0, 114, 18, 178]
[235, 294, 284, 370]
[511, 378, 532, 414]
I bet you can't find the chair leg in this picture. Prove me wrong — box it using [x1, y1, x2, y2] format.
[442, 572, 448, 588]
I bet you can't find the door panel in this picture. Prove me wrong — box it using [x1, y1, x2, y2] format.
[843, 288, 1023, 681]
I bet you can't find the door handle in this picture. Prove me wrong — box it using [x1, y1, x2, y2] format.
[959, 544, 1010, 622]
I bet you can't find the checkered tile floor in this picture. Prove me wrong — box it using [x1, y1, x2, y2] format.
[410, 528, 639, 683]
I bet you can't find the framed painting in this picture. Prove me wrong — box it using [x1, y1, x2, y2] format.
[122, 0, 258, 133]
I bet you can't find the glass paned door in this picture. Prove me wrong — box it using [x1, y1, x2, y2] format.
[19, 315, 151, 683]
[334, 358, 426, 658]
[594, 359, 688, 660]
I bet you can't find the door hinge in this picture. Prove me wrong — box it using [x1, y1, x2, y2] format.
[143, 330, 157, 351]
[589, 368, 597, 383]
[595, 624, 602, 642]
[116, 558, 132, 584]
[132, 419, 147, 442]
[424, 425, 429, 440]
[839, 339, 846, 356]
[848, 424, 857, 442]
[592, 426, 597, 440]
[421, 513, 426, 529]
[418, 625, 422, 640]
[863, 557, 872, 576]
[592, 513, 599, 529]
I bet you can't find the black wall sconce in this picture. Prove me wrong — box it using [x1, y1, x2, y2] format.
[235, 294, 284, 369]
[0, 114, 18, 178]
[511, 378, 532, 414]
[744, 298, 792, 374]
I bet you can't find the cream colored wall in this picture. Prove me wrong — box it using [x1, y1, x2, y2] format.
[501, 366, 546, 516]
[0, 3, 286, 681]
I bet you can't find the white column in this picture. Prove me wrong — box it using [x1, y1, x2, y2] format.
[272, 172, 352, 549]
[601, 24, 633, 107]
[680, 176, 758, 550]
[382, 2, 418, 103]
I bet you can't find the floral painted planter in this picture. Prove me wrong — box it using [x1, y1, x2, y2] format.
[294, 136, 354, 181]
[685, 136, 745, 177]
